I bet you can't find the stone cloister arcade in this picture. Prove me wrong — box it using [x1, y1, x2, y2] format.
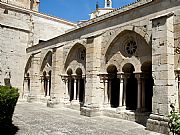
[24, 29, 153, 116]
[24, 6, 180, 133]
[16, 0, 180, 133]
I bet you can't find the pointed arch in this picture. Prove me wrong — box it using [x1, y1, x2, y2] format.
[24, 55, 33, 75]
[40, 51, 52, 73]
[64, 43, 86, 72]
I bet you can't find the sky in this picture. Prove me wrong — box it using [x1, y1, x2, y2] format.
[39, 0, 137, 23]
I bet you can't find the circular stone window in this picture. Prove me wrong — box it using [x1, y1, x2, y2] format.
[125, 40, 137, 55]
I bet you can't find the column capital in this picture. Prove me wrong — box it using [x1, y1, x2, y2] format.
[117, 72, 123, 79]
[99, 73, 108, 81]
[82, 74, 86, 79]
[60, 74, 69, 82]
[121, 73, 131, 79]
[72, 74, 78, 80]
[135, 72, 143, 80]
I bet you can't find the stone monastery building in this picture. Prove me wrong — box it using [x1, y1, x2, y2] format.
[0, 0, 180, 134]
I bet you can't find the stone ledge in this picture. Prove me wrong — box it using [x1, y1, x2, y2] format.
[80, 106, 101, 117]
[146, 114, 169, 134]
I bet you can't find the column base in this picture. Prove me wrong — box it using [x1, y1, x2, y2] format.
[27, 95, 37, 102]
[80, 105, 101, 117]
[146, 114, 169, 134]
[64, 97, 70, 104]
[117, 106, 126, 112]
[71, 100, 80, 104]
[103, 103, 111, 108]
[47, 97, 61, 108]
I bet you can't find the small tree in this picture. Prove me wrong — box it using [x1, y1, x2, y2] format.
[0, 86, 19, 125]
[168, 104, 180, 135]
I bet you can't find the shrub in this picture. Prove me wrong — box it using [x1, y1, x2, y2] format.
[0, 86, 19, 125]
[168, 104, 180, 135]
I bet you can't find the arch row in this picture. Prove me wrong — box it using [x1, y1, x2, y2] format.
[23, 27, 153, 114]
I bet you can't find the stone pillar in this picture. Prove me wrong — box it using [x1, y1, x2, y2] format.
[121, 73, 131, 107]
[141, 75, 145, 111]
[147, 13, 177, 134]
[51, 48, 64, 103]
[73, 76, 77, 101]
[80, 36, 102, 117]
[46, 75, 50, 96]
[23, 77, 29, 98]
[108, 78, 112, 106]
[117, 73, 123, 107]
[61, 75, 69, 102]
[77, 77, 81, 101]
[28, 54, 41, 101]
[100, 74, 110, 107]
[175, 69, 180, 110]
[40, 74, 44, 95]
[135, 73, 142, 112]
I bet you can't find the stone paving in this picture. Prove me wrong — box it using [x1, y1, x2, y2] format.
[10, 102, 165, 135]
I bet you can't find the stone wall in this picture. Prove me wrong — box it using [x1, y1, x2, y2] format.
[0, 7, 30, 95]
[32, 15, 75, 46]
[0, 2, 75, 97]
[1, 0, 31, 9]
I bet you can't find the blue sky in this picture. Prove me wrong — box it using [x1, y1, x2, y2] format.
[39, 0, 137, 22]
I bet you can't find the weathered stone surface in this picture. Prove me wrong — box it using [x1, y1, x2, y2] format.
[13, 102, 165, 135]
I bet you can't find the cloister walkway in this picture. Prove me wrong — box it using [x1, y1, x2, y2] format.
[11, 102, 164, 135]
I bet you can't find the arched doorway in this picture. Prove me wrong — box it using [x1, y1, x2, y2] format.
[76, 68, 85, 103]
[122, 63, 137, 110]
[40, 51, 52, 97]
[67, 68, 74, 101]
[107, 65, 120, 108]
[141, 62, 153, 112]
[43, 71, 48, 96]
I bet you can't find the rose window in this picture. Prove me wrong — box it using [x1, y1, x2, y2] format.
[125, 40, 137, 55]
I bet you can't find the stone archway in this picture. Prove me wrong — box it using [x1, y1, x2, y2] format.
[64, 43, 86, 104]
[67, 68, 74, 101]
[23, 55, 33, 98]
[107, 65, 120, 108]
[40, 51, 52, 97]
[141, 61, 153, 112]
[75, 68, 85, 103]
[122, 63, 137, 110]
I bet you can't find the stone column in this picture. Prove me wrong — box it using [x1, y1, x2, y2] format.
[68, 78, 72, 100]
[122, 73, 130, 107]
[99, 74, 109, 107]
[175, 69, 180, 110]
[117, 73, 123, 107]
[23, 77, 28, 98]
[29, 54, 41, 101]
[147, 13, 176, 134]
[77, 77, 81, 101]
[73, 76, 77, 101]
[61, 75, 69, 102]
[135, 73, 142, 112]
[141, 75, 145, 111]
[40, 75, 44, 95]
[108, 78, 112, 107]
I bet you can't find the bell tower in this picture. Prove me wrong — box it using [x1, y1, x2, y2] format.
[105, 0, 112, 8]
[90, 0, 113, 19]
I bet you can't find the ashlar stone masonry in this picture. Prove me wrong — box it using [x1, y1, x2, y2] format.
[1, 0, 180, 134]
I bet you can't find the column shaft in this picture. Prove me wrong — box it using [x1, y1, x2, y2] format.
[119, 79, 124, 107]
[74, 79, 77, 100]
[136, 74, 142, 111]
